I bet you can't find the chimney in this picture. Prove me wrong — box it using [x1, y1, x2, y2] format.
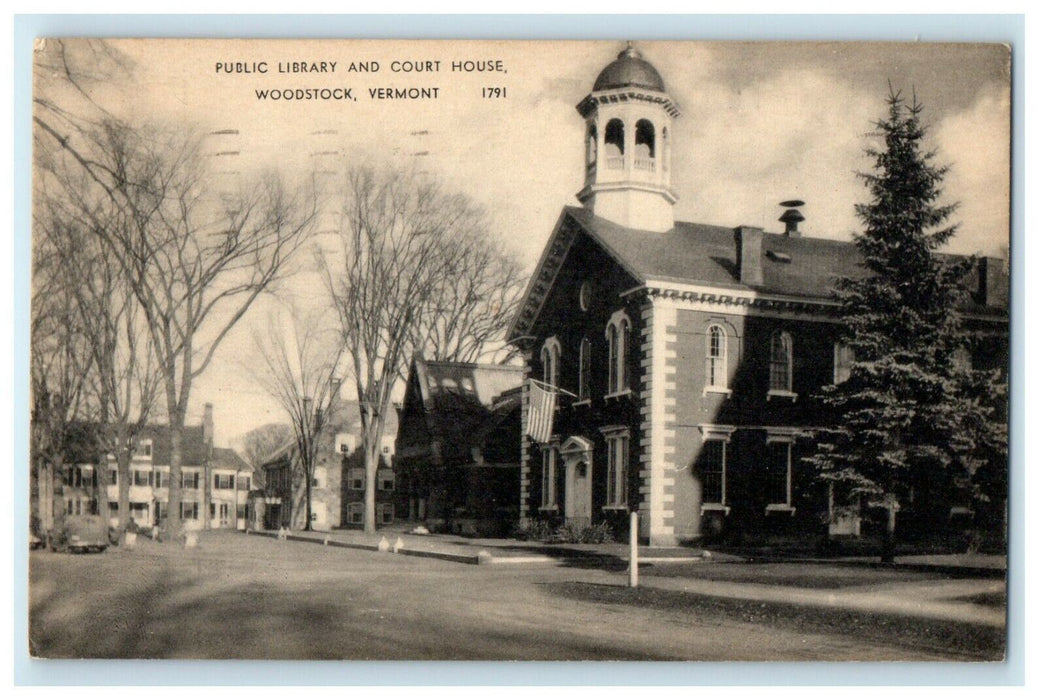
[734, 226, 765, 287]
[203, 402, 214, 447]
[778, 200, 805, 237]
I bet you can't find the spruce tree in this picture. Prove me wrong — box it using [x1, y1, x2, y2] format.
[810, 88, 1003, 562]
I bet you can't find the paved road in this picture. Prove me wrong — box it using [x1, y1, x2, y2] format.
[28, 531, 1002, 661]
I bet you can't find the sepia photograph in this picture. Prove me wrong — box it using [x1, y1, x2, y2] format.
[27, 36, 1011, 663]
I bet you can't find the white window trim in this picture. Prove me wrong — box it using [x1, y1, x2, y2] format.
[704, 324, 730, 394]
[577, 337, 591, 403]
[765, 433, 796, 513]
[602, 428, 629, 508]
[604, 310, 631, 397]
[769, 330, 794, 396]
[541, 336, 562, 389]
[697, 426, 734, 512]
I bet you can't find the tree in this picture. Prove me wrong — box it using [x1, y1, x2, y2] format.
[38, 119, 318, 539]
[36, 166, 164, 540]
[320, 165, 523, 533]
[250, 306, 343, 531]
[240, 423, 295, 478]
[809, 88, 1004, 562]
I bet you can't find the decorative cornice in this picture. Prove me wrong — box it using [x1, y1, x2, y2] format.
[628, 285, 839, 318]
[508, 215, 580, 343]
[576, 89, 680, 118]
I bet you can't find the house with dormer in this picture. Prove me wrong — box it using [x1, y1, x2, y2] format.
[508, 45, 1009, 546]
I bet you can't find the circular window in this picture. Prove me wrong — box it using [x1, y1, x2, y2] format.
[579, 280, 592, 311]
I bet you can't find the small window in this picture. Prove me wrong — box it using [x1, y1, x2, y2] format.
[109, 469, 118, 486]
[236, 475, 251, 491]
[769, 331, 794, 393]
[181, 502, 199, 520]
[579, 280, 592, 311]
[349, 503, 364, 524]
[182, 472, 200, 490]
[154, 470, 170, 488]
[350, 469, 365, 491]
[108, 501, 119, 512]
[381, 504, 395, 524]
[379, 470, 395, 491]
[214, 474, 234, 490]
[698, 440, 727, 505]
[134, 470, 151, 487]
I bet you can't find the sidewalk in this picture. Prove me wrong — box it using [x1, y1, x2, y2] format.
[628, 573, 1007, 628]
[248, 527, 715, 565]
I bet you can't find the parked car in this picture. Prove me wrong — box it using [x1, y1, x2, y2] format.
[50, 514, 109, 553]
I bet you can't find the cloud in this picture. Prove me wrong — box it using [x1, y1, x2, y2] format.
[934, 84, 1012, 255]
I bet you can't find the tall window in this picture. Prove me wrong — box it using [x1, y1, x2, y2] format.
[541, 337, 561, 388]
[706, 325, 728, 389]
[578, 338, 591, 401]
[834, 342, 855, 384]
[182, 471, 200, 490]
[541, 447, 558, 508]
[769, 331, 793, 392]
[180, 502, 199, 520]
[134, 469, 151, 487]
[605, 433, 629, 507]
[698, 440, 727, 505]
[606, 311, 630, 394]
[214, 473, 234, 490]
[766, 440, 792, 506]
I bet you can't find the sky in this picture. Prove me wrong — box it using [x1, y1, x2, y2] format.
[37, 38, 1012, 448]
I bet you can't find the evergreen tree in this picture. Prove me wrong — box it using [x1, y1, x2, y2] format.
[810, 88, 1005, 562]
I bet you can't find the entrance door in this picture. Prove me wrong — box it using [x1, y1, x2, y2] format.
[560, 436, 594, 527]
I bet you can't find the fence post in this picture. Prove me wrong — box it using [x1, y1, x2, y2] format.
[629, 511, 639, 588]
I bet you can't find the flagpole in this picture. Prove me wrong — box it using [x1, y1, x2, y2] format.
[529, 378, 579, 399]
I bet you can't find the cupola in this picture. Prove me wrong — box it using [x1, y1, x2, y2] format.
[575, 43, 679, 232]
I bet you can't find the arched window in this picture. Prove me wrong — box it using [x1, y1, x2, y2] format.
[604, 119, 625, 166]
[586, 125, 598, 168]
[578, 338, 591, 402]
[606, 311, 631, 395]
[769, 331, 793, 393]
[635, 119, 656, 158]
[541, 337, 561, 388]
[706, 325, 728, 389]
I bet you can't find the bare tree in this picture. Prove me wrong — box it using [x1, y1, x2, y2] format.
[249, 306, 343, 531]
[240, 423, 295, 479]
[40, 119, 318, 538]
[36, 172, 164, 540]
[419, 233, 526, 364]
[319, 165, 523, 533]
[30, 195, 94, 540]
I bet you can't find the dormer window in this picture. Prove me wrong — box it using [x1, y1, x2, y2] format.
[606, 310, 631, 396]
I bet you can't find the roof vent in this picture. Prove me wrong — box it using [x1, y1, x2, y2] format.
[778, 200, 805, 237]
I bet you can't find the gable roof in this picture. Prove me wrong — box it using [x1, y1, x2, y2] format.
[402, 356, 524, 464]
[209, 447, 251, 472]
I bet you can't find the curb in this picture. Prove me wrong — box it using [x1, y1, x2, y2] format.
[246, 530, 711, 567]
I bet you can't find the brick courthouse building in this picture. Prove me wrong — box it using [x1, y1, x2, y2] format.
[509, 45, 1008, 546]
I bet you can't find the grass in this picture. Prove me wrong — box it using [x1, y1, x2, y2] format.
[643, 560, 984, 589]
[548, 581, 1006, 661]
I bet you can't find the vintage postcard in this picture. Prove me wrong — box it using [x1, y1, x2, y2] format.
[29, 38, 1010, 661]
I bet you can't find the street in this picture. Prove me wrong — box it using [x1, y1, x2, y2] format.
[28, 531, 1004, 661]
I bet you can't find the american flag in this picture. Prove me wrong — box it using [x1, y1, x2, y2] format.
[525, 379, 556, 444]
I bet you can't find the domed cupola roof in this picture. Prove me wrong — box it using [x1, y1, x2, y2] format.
[592, 44, 666, 92]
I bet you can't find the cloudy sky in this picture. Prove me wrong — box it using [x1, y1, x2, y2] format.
[48, 38, 1012, 446]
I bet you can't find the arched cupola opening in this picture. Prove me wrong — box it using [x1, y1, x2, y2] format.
[604, 119, 625, 164]
[586, 124, 598, 172]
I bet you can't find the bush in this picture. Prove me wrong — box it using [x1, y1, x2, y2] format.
[513, 520, 617, 544]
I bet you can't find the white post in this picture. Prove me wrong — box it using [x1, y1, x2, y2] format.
[629, 511, 639, 588]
